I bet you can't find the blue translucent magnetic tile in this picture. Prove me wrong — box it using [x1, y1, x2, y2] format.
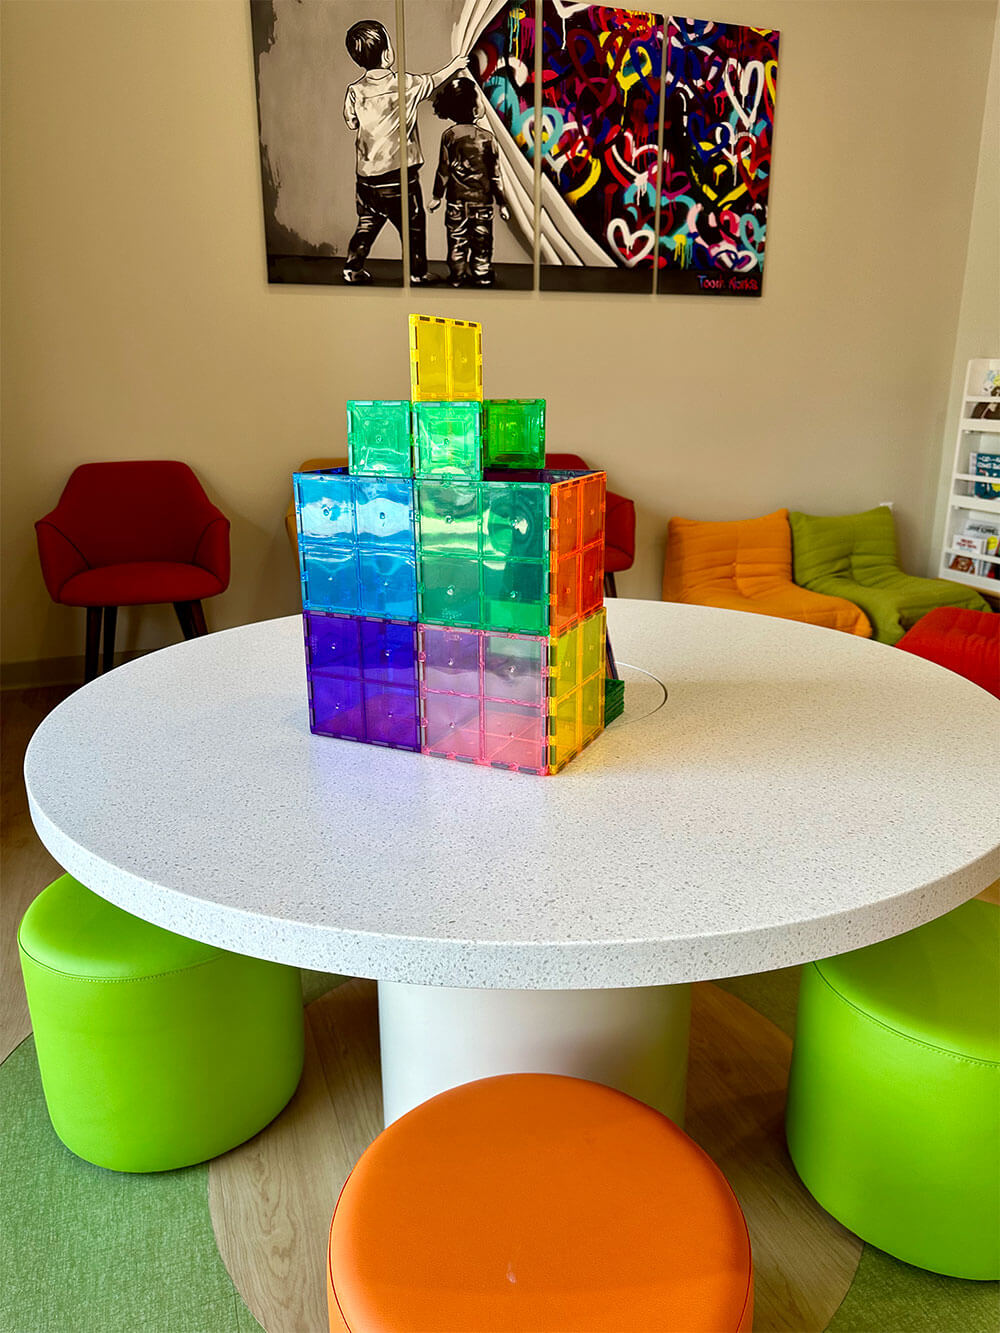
[481, 482, 548, 561]
[309, 672, 365, 741]
[295, 471, 354, 542]
[482, 559, 548, 635]
[347, 400, 412, 476]
[364, 684, 420, 750]
[304, 611, 362, 677]
[299, 540, 360, 614]
[415, 480, 480, 555]
[360, 618, 418, 689]
[483, 633, 546, 705]
[359, 549, 417, 620]
[419, 624, 481, 696]
[354, 477, 415, 549]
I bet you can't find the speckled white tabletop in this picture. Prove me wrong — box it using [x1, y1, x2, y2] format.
[24, 601, 999, 988]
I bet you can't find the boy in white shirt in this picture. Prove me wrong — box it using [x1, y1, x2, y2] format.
[342, 21, 466, 284]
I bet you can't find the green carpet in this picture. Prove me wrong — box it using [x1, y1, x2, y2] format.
[2, 967, 997, 1332]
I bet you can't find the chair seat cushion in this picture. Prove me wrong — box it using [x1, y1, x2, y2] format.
[58, 561, 226, 607]
[605, 542, 633, 572]
[328, 1072, 753, 1332]
[896, 607, 1000, 697]
[694, 584, 871, 634]
[789, 508, 989, 643]
[663, 510, 871, 634]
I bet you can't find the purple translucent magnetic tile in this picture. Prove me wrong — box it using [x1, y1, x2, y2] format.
[359, 549, 417, 620]
[361, 619, 418, 689]
[482, 700, 547, 771]
[309, 672, 365, 741]
[305, 611, 362, 677]
[421, 691, 481, 760]
[419, 625, 481, 696]
[364, 684, 420, 750]
[483, 633, 545, 705]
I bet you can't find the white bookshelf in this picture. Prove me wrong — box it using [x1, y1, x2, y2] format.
[938, 357, 1000, 594]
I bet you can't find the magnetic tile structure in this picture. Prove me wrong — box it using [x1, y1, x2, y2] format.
[294, 314, 610, 775]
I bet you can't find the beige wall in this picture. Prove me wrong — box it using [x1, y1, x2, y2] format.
[931, 6, 1000, 562]
[2, 0, 997, 680]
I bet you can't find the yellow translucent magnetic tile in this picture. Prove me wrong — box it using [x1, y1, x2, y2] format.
[580, 672, 605, 745]
[550, 622, 582, 697]
[409, 314, 483, 401]
[550, 689, 580, 770]
[581, 608, 606, 681]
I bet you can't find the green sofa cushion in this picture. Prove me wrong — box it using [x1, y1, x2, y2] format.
[789, 506, 989, 644]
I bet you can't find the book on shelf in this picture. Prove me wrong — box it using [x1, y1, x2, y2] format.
[968, 450, 1000, 500]
[951, 512, 1000, 578]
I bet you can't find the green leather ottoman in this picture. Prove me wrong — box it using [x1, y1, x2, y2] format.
[18, 874, 305, 1172]
[785, 898, 999, 1278]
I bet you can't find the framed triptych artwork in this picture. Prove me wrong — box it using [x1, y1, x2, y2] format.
[249, 1, 779, 295]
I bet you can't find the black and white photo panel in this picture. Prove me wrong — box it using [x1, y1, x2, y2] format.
[251, 0, 408, 286]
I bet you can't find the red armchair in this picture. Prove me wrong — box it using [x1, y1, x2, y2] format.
[36, 461, 230, 682]
[545, 453, 636, 596]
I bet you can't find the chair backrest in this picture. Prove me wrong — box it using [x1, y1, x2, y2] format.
[545, 452, 591, 472]
[663, 509, 791, 601]
[42, 461, 222, 566]
[789, 506, 899, 586]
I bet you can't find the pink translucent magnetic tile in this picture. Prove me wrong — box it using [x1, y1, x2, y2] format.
[482, 700, 547, 771]
[419, 624, 481, 696]
[422, 691, 481, 761]
[483, 633, 545, 705]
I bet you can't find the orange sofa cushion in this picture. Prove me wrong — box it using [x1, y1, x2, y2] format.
[663, 509, 871, 636]
[327, 1073, 753, 1333]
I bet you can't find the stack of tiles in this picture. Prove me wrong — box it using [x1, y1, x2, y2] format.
[294, 314, 608, 776]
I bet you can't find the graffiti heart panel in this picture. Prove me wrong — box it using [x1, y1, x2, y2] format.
[656, 18, 779, 295]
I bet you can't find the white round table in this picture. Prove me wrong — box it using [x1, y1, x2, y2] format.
[25, 601, 999, 1124]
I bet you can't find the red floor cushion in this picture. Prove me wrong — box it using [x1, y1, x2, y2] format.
[896, 607, 999, 697]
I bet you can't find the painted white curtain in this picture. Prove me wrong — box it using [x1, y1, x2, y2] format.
[449, 0, 613, 266]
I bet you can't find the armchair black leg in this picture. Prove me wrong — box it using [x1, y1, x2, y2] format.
[84, 607, 102, 683]
[102, 606, 118, 674]
[173, 602, 196, 639]
[188, 600, 208, 636]
[604, 572, 618, 598]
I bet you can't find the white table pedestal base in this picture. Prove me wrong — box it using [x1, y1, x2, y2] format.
[377, 980, 692, 1126]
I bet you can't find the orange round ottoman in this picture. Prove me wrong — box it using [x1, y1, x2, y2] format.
[327, 1073, 753, 1332]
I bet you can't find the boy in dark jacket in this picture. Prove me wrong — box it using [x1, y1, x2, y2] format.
[429, 77, 510, 287]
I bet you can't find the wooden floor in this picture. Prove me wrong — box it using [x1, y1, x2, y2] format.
[4, 684, 996, 1332]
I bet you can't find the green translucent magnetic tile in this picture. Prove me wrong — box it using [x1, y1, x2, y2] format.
[417, 554, 482, 626]
[482, 559, 548, 635]
[347, 401, 412, 476]
[604, 677, 626, 725]
[415, 481, 480, 554]
[413, 401, 482, 477]
[483, 399, 546, 469]
[409, 314, 483, 402]
[481, 482, 548, 561]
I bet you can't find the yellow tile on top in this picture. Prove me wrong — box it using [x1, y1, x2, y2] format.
[409, 314, 483, 401]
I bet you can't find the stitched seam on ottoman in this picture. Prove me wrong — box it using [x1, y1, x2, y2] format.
[16, 951, 225, 984]
[811, 965, 1000, 1070]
